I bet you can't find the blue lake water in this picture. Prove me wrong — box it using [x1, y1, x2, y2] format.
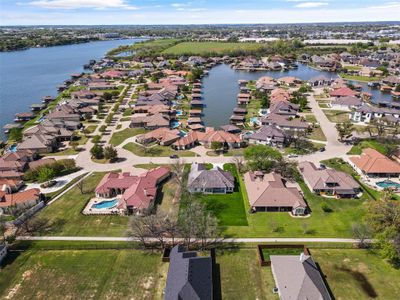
[202, 63, 392, 127]
[0, 38, 144, 140]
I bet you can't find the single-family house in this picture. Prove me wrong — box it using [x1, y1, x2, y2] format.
[270, 253, 332, 300]
[349, 148, 400, 178]
[188, 163, 235, 194]
[164, 245, 213, 300]
[299, 161, 361, 198]
[247, 125, 287, 147]
[244, 171, 307, 215]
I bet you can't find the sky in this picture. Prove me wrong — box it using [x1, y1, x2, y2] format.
[0, 0, 400, 26]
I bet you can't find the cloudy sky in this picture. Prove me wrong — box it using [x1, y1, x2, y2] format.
[1, 0, 399, 25]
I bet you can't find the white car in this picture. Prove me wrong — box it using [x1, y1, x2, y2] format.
[287, 154, 298, 158]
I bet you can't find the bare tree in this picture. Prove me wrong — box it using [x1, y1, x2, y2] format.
[232, 155, 245, 174]
[351, 222, 371, 248]
[76, 179, 85, 194]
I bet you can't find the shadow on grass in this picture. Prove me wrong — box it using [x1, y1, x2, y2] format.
[335, 265, 378, 298]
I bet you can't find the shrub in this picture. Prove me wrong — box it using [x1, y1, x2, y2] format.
[321, 202, 333, 213]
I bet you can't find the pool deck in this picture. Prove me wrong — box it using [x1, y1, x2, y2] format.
[83, 197, 124, 215]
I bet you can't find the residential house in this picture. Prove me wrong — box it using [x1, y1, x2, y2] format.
[329, 87, 359, 98]
[308, 75, 332, 87]
[247, 125, 287, 147]
[349, 148, 400, 178]
[198, 128, 242, 149]
[0, 188, 41, 214]
[244, 171, 307, 215]
[270, 253, 332, 300]
[261, 114, 309, 133]
[164, 245, 213, 300]
[95, 167, 170, 214]
[330, 96, 363, 111]
[130, 113, 170, 130]
[299, 161, 361, 198]
[136, 128, 180, 146]
[188, 163, 234, 194]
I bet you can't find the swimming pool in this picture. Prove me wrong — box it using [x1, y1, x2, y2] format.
[376, 180, 400, 189]
[179, 130, 188, 137]
[171, 121, 180, 128]
[9, 144, 17, 153]
[92, 199, 118, 209]
[176, 110, 183, 116]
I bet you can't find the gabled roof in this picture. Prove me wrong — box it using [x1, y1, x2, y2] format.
[244, 172, 306, 209]
[188, 163, 235, 191]
[248, 125, 286, 142]
[271, 254, 332, 300]
[299, 161, 359, 193]
[165, 245, 213, 300]
[350, 148, 400, 174]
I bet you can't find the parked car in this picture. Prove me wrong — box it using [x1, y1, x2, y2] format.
[288, 154, 298, 158]
[319, 147, 326, 152]
[40, 180, 57, 188]
[169, 154, 179, 159]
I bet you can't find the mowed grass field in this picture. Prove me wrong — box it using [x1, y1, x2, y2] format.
[162, 42, 264, 55]
[195, 164, 248, 226]
[313, 249, 400, 299]
[2, 245, 398, 300]
[0, 249, 166, 300]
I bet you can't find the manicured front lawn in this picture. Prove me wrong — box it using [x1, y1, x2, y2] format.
[123, 142, 195, 157]
[217, 248, 277, 300]
[322, 109, 350, 123]
[222, 172, 367, 238]
[162, 41, 263, 56]
[312, 249, 400, 299]
[194, 164, 248, 226]
[34, 172, 129, 236]
[109, 128, 147, 146]
[0, 249, 165, 300]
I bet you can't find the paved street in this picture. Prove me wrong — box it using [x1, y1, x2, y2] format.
[17, 235, 368, 244]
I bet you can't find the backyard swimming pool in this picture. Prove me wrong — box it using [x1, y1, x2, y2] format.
[176, 110, 183, 116]
[91, 199, 118, 209]
[376, 180, 400, 189]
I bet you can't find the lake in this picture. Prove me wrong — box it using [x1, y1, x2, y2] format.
[0, 38, 144, 140]
[202, 63, 392, 127]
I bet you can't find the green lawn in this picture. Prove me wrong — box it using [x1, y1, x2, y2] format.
[217, 248, 277, 300]
[0, 249, 165, 300]
[162, 41, 264, 56]
[43, 148, 79, 156]
[193, 164, 248, 226]
[340, 73, 382, 83]
[84, 124, 97, 134]
[33, 172, 130, 236]
[347, 139, 394, 155]
[109, 128, 147, 146]
[323, 109, 350, 123]
[222, 171, 367, 238]
[308, 126, 327, 141]
[123, 142, 195, 157]
[313, 249, 400, 299]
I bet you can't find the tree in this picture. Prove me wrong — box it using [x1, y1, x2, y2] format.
[351, 222, 372, 248]
[104, 145, 118, 162]
[335, 121, 354, 141]
[69, 141, 79, 151]
[211, 141, 223, 153]
[244, 145, 282, 172]
[76, 178, 85, 194]
[90, 143, 104, 159]
[366, 192, 400, 266]
[8, 128, 23, 142]
[37, 167, 55, 183]
[371, 118, 386, 137]
[0, 215, 7, 243]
